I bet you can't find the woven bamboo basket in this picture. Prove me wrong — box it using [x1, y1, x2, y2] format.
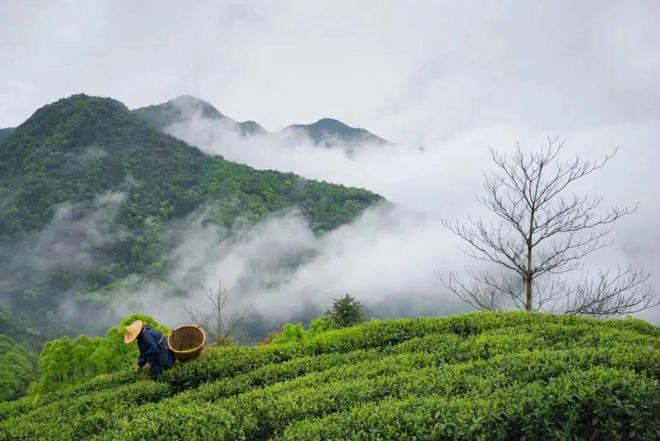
[168, 325, 206, 361]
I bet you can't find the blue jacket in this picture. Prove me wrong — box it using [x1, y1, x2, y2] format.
[137, 326, 175, 379]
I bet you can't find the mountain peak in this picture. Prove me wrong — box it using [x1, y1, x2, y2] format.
[314, 117, 347, 125]
[168, 95, 224, 119]
[132, 95, 224, 128]
[34, 94, 129, 117]
[9, 94, 133, 146]
[284, 117, 391, 148]
[132, 96, 267, 136]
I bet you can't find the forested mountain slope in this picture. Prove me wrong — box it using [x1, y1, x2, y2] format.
[1, 95, 379, 234]
[0, 128, 14, 144]
[0, 94, 382, 342]
[0, 312, 657, 440]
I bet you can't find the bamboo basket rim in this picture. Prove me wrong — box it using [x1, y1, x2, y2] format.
[168, 325, 206, 354]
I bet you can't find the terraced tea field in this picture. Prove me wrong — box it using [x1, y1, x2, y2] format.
[0, 312, 658, 440]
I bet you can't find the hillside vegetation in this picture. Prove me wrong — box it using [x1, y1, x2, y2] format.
[0, 312, 657, 440]
[0, 94, 381, 236]
[0, 94, 382, 338]
[0, 128, 14, 144]
[0, 94, 383, 402]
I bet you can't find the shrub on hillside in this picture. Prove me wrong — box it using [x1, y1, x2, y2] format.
[326, 294, 365, 328]
[29, 313, 167, 395]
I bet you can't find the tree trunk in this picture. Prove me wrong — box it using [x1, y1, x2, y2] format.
[525, 238, 533, 311]
[525, 275, 533, 311]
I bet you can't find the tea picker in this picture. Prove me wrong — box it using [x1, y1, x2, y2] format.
[124, 320, 206, 379]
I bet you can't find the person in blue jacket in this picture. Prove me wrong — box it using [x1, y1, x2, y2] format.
[124, 320, 175, 379]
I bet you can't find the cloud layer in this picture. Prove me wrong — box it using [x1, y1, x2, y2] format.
[108, 101, 660, 330]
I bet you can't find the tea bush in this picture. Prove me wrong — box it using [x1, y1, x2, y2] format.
[0, 312, 657, 440]
[279, 368, 659, 440]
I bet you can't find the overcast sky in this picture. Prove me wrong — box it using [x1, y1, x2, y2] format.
[2, 1, 659, 322]
[1, 1, 658, 146]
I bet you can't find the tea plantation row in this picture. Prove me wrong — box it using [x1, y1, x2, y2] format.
[0, 312, 657, 440]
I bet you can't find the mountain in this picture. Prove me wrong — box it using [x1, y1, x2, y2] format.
[1, 94, 380, 234]
[132, 95, 267, 136]
[283, 118, 392, 149]
[1, 312, 657, 438]
[0, 127, 14, 143]
[0, 94, 383, 336]
[133, 96, 392, 150]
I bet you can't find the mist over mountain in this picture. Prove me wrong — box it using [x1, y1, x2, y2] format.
[0, 94, 383, 346]
[133, 95, 391, 151]
[133, 95, 267, 136]
[283, 118, 391, 149]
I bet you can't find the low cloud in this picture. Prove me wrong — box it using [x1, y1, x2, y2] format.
[109, 203, 470, 338]
[0, 191, 128, 332]
[141, 107, 659, 327]
[3, 112, 657, 341]
[32, 191, 127, 271]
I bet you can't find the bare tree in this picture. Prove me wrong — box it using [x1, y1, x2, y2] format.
[184, 281, 250, 345]
[442, 138, 656, 316]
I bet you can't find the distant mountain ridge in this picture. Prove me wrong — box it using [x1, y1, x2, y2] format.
[283, 117, 391, 148]
[132, 95, 267, 136]
[132, 95, 392, 148]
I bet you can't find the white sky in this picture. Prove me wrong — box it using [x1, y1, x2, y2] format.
[1, 1, 658, 146]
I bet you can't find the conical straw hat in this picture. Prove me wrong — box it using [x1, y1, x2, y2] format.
[124, 320, 143, 344]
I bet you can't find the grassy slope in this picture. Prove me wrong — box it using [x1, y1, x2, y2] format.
[0, 312, 657, 440]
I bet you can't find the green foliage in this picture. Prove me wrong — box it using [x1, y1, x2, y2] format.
[90, 313, 168, 374]
[0, 308, 41, 402]
[270, 317, 338, 345]
[325, 294, 365, 328]
[0, 94, 382, 337]
[0, 336, 37, 402]
[0, 308, 42, 350]
[0, 312, 657, 440]
[0, 127, 14, 144]
[0, 380, 169, 440]
[308, 316, 336, 335]
[269, 294, 366, 347]
[272, 323, 305, 344]
[279, 368, 658, 440]
[29, 313, 166, 395]
[0, 94, 381, 235]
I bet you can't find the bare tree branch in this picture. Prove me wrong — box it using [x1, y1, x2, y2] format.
[563, 266, 657, 316]
[184, 281, 251, 345]
[441, 139, 655, 316]
[439, 271, 511, 311]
